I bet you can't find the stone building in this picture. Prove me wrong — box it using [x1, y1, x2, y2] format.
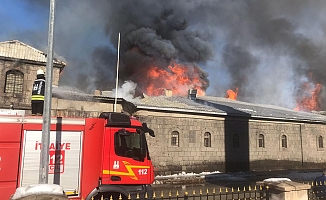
[0, 40, 131, 115]
[0, 40, 65, 111]
[133, 93, 326, 175]
[1, 39, 326, 175]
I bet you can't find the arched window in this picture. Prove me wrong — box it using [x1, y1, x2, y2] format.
[233, 133, 239, 148]
[171, 131, 179, 147]
[281, 135, 287, 148]
[204, 132, 211, 147]
[318, 136, 324, 149]
[4, 70, 24, 94]
[258, 134, 265, 148]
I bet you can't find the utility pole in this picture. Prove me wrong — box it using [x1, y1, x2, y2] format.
[39, 0, 55, 184]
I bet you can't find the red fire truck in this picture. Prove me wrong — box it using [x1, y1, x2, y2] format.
[0, 111, 155, 200]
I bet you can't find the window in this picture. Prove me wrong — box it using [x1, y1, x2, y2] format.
[4, 70, 24, 94]
[171, 131, 179, 146]
[114, 131, 143, 160]
[318, 136, 324, 149]
[281, 135, 287, 148]
[204, 132, 211, 147]
[233, 133, 239, 148]
[258, 134, 265, 148]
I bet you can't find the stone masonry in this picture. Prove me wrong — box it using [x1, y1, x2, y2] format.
[0, 59, 61, 111]
[136, 109, 326, 175]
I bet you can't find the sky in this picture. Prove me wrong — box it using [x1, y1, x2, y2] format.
[1, 0, 326, 110]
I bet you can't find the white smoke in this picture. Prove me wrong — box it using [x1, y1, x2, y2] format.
[111, 81, 139, 102]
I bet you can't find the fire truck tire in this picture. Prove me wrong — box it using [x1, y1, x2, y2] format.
[85, 185, 152, 200]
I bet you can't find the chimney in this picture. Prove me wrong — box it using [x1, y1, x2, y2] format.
[94, 90, 101, 96]
[164, 89, 173, 97]
[188, 89, 197, 100]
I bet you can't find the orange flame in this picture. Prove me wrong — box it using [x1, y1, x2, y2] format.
[225, 87, 238, 100]
[145, 62, 206, 96]
[294, 83, 322, 111]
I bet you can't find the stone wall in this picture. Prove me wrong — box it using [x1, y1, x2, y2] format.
[301, 124, 326, 168]
[249, 121, 303, 171]
[248, 121, 326, 171]
[136, 109, 326, 175]
[52, 97, 117, 112]
[0, 59, 60, 110]
[136, 110, 226, 175]
[51, 97, 123, 117]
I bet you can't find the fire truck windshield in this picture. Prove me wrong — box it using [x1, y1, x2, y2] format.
[114, 130, 145, 161]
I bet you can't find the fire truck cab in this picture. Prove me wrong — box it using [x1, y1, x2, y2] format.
[0, 111, 155, 200]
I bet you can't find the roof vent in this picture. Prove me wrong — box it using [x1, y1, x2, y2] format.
[164, 89, 173, 97]
[188, 89, 197, 100]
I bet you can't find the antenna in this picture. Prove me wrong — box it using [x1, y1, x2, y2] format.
[114, 32, 121, 112]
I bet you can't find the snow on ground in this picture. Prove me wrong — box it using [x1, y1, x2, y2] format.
[263, 178, 292, 182]
[155, 171, 220, 180]
[153, 170, 323, 185]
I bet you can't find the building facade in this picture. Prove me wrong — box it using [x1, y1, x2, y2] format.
[0, 40, 131, 115]
[0, 40, 65, 111]
[134, 95, 326, 175]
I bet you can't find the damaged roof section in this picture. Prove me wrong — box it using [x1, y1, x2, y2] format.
[0, 40, 66, 68]
[133, 95, 326, 123]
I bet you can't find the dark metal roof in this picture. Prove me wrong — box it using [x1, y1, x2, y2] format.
[133, 96, 226, 114]
[133, 95, 326, 123]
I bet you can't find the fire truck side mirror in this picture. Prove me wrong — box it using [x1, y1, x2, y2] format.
[142, 123, 155, 137]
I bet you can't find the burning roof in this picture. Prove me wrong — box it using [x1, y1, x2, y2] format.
[144, 62, 208, 96]
[294, 83, 322, 112]
[225, 87, 239, 100]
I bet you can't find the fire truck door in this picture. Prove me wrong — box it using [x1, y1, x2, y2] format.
[103, 127, 150, 184]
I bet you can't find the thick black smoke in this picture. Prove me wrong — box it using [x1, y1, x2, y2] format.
[88, 0, 326, 110]
[7, 0, 326, 110]
[90, 1, 213, 95]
